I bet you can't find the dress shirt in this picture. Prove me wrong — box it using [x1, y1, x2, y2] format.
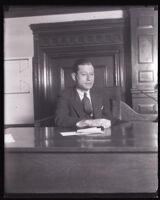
[76, 88, 92, 102]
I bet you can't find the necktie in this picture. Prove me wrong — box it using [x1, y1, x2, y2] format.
[82, 92, 93, 115]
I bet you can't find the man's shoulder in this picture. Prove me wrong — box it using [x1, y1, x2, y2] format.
[91, 87, 105, 95]
[59, 87, 76, 97]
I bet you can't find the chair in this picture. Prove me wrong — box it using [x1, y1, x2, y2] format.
[107, 87, 158, 122]
[104, 86, 121, 120]
[120, 101, 158, 121]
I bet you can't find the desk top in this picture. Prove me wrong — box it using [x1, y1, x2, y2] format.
[5, 121, 158, 153]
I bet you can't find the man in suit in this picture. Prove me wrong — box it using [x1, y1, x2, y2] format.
[55, 58, 119, 128]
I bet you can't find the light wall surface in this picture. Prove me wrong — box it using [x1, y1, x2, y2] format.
[4, 10, 123, 58]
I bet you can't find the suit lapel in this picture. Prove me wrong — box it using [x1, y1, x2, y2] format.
[71, 88, 85, 117]
[90, 89, 102, 118]
[71, 88, 103, 118]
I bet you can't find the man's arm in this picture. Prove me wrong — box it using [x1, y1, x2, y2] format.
[76, 94, 113, 129]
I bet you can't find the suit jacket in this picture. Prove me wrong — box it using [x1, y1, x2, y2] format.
[55, 87, 119, 128]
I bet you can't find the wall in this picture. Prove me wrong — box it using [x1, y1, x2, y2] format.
[4, 57, 34, 124]
[4, 10, 124, 124]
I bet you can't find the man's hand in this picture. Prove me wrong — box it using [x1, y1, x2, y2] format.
[76, 118, 111, 128]
[76, 120, 90, 128]
[97, 119, 111, 128]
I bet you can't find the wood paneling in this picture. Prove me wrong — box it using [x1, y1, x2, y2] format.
[38, 31, 124, 47]
[4, 122, 158, 194]
[138, 35, 153, 63]
[137, 15, 154, 28]
[138, 71, 154, 82]
[129, 8, 158, 114]
[5, 153, 157, 193]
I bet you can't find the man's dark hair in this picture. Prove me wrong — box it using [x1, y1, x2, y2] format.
[72, 58, 93, 73]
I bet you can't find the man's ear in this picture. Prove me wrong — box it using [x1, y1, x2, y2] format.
[71, 73, 76, 81]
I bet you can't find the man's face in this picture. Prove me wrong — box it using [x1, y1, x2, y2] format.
[75, 64, 95, 91]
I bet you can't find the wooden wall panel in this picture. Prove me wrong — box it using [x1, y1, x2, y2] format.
[129, 7, 158, 114]
[138, 71, 154, 83]
[138, 35, 153, 63]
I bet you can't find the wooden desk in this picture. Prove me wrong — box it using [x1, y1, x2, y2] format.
[4, 122, 158, 197]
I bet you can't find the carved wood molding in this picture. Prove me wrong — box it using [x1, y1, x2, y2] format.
[30, 19, 125, 32]
[131, 88, 158, 94]
[137, 103, 156, 113]
[38, 31, 123, 47]
[44, 47, 121, 58]
[131, 88, 158, 101]
[30, 19, 125, 48]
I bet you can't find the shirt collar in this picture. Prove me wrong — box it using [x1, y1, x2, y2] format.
[76, 88, 90, 100]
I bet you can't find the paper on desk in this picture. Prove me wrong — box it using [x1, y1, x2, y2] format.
[77, 127, 103, 134]
[60, 127, 103, 136]
[60, 131, 77, 136]
[5, 134, 15, 143]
